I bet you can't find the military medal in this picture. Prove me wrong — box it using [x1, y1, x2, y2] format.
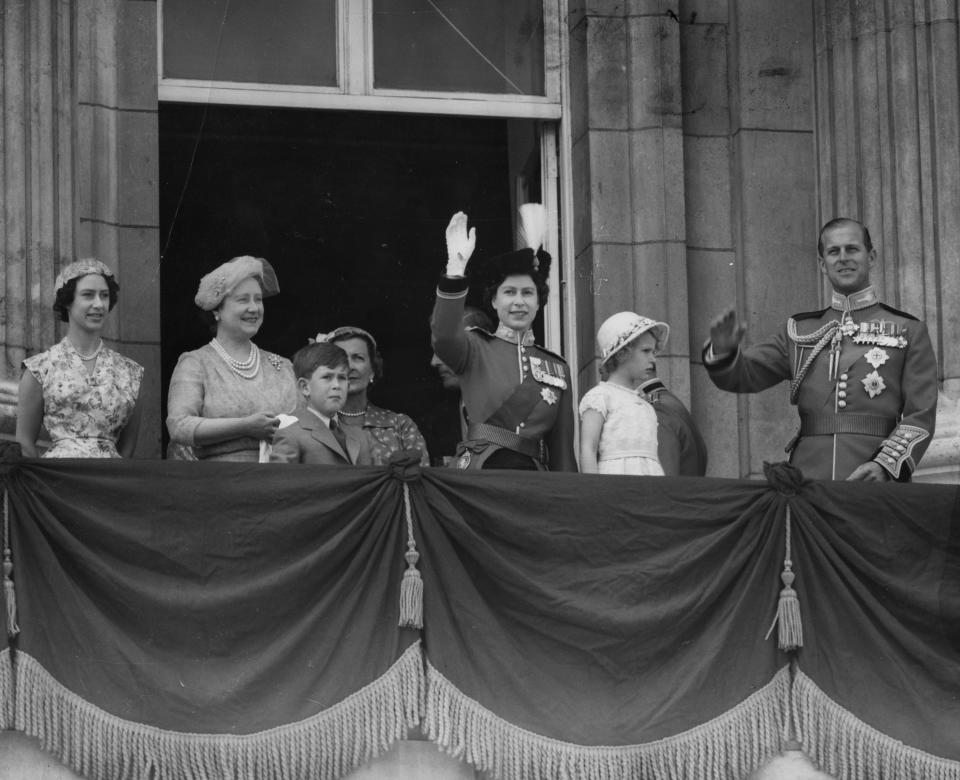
[861, 370, 886, 398]
[541, 387, 558, 405]
[864, 347, 889, 369]
[853, 321, 908, 349]
[530, 357, 568, 389]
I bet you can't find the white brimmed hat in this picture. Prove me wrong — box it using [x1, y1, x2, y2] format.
[597, 312, 669, 364]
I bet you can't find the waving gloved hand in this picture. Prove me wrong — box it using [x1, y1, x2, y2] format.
[445, 211, 476, 277]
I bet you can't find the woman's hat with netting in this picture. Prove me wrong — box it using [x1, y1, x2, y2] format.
[194, 255, 279, 311]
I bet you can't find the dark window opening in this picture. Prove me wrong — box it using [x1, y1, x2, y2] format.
[159, 104, 542, 462]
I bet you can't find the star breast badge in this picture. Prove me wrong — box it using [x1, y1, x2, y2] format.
[864, 347, 889, 369]
[541, 387, 558, 405]
[861, 370, 886, 398]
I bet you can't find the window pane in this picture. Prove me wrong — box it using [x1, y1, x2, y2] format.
[163, 0, 337, 86]
[373, 0, 545, 95]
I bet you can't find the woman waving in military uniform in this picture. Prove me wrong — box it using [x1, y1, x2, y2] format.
[431, 206, 577, 472]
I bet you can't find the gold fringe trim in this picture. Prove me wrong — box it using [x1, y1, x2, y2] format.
[424, 661, 790, 780]
[793, 669, 960, 779]
[0, 647, 12, 729]
[13, 641, 425, 780]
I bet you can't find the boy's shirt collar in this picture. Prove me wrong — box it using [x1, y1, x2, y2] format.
[305, 406, 334, 427]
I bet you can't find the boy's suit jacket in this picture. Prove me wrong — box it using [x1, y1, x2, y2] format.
[269, 408, 372, 465]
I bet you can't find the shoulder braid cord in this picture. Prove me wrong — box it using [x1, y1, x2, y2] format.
[787, 318, 840, 404]
[3, 489, 19, 637]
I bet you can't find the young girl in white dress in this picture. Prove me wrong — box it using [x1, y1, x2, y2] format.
[579, 312, 669, 475]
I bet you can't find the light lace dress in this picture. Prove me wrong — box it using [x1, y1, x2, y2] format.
[23, 339, 143, 458]
[579, 382, 664, 476]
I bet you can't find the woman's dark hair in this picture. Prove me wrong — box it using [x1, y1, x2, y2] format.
[53, 274, 120, 322]
[331, 330, 384, 382]
[598, 342, 633, 381]
[482, 273, 550, 314]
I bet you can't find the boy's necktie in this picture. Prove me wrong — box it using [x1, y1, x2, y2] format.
[329, 417, 348, 454]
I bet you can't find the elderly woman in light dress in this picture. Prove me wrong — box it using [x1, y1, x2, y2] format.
[166, 256, 299, 462]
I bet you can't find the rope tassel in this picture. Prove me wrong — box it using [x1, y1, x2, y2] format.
[766, 505, 802, 651]
[3, 489, 19, 638]
[398, 483, 423, 629]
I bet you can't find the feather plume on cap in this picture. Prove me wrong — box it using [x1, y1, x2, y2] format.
[467, 203, 552, 306]
[517, 203, 547, 267]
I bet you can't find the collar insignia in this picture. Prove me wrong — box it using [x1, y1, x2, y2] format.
[831, 286, 878, 312]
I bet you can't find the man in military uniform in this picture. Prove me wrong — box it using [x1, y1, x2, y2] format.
[639, 375, 708, 477]
[703, 218, 938, 481]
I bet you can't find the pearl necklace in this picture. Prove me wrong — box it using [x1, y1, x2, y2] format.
[70, 340, 103, 361]
[211, 338, 261, 379]
[338, 407, 367, 417]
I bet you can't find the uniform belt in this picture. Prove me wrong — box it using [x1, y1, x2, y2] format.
[467, 422, 544, 461]
[799, 413, 896, 437]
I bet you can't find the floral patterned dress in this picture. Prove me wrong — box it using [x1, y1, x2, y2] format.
[23, 339, 144, 458]
[340, 403, 430, 467]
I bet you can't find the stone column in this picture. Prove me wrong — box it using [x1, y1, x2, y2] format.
[680, 0, 817, 477]
[1, 0, 74, 378]
[76, 0, 161, 456]
[814, 0, 960, 481]
[567, 1, 691, 403]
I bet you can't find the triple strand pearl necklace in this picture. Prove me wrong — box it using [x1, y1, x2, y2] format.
[211, 338, 261, 379]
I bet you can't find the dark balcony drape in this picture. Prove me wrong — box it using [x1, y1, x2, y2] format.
[0, 457, 957, 780]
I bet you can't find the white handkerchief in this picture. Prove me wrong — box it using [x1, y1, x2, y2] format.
[259, 414, 300, 463]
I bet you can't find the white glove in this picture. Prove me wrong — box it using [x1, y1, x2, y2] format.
[445, 211, 476, 277]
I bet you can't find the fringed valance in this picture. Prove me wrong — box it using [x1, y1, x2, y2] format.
[0, 457, 956, 779]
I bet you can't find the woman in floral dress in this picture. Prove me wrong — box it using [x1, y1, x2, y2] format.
[16, 259, 144, 458]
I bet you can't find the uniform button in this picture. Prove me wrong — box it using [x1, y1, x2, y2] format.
[837, 400, 847, 408]
[840, 373, 849, 381]
[838, 382, 847, 389]
[837, 391, 847, 399]
[519, 422, 525, 428]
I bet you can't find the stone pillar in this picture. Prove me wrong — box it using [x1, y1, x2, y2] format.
[814, 0, 960, 481]
[567, 1, 691, 404]
[76, 0, 162, 457]
[1, 0, 74, 378]
[680, 0, 817, 477]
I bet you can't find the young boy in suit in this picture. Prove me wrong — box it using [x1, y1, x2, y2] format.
[270, 342, 372, 465]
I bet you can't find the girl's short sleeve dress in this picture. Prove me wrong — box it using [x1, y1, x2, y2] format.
[579, 381, 664, 476]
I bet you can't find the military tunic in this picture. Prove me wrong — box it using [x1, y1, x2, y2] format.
[640, 378, 708, 477]
[432, 275, 578, 471]
[704, 287, 937, 481]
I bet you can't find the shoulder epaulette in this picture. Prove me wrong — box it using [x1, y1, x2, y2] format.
[791, 307, 830, 321]
[534, 344, 568, 364]
[878, 302, 919, 321]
